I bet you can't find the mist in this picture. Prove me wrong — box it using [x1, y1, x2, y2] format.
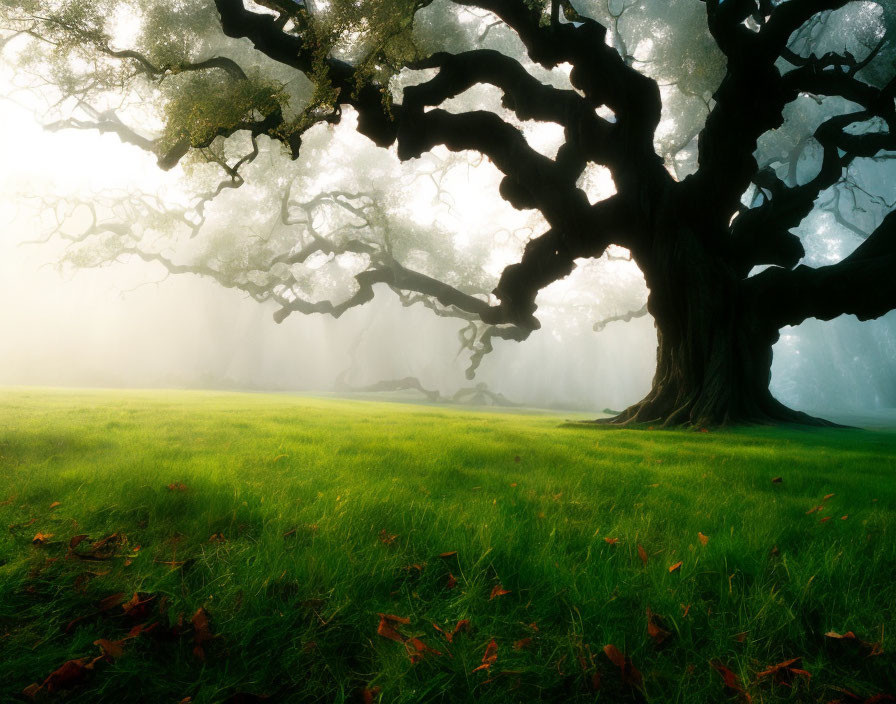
[1, 9, 895, 418]
[2, 84, 894, 415]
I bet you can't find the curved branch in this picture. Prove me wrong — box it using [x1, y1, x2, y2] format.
[749, 207, 896, 329]
[593, 303, 649, 332]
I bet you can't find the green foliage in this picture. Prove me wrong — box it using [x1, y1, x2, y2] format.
[160, 71, 289, 151]
[1, 389, 894, 703]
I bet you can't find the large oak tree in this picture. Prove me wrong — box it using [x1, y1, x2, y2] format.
[3, 0, 895, 425]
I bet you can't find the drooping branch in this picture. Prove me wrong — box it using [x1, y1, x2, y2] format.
[593, 303, 649, 332]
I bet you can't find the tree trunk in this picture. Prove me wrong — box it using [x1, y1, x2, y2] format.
[601, 226, 839, 427]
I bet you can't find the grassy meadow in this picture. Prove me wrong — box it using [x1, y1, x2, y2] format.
[0, 388, 894, 703]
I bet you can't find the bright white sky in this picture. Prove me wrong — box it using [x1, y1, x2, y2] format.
[0, 60, 660, 407]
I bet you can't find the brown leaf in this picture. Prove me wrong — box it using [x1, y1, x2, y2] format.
[122, 593, 155, 621]
[97, 592, 126, 612]
[448, 619, 470, 643]
[734, 631, 748, 643]
[446, 573, 457, 589]
[405, 637, 442, 663]
[604, 537, 619, 545]
[681, 603, 691, 618]
[167, 483, 188, 491]
[823, 493, 835, 501]
[438, 551, 457, 558]
[771, 476, 783, 483]
[756, 657, 810, 687]
[514, 637, 532, 650]
[192, 607, 215, 660]
[376, 614, 408, 643]
[208, 532, 226, 543]
[637, 544, 648, 566]
[378, 530, 397, 546]
[32, 532, 54, 544]
[22, 683, 41, 700]
[49, 501, 61, 510]
[603, 644, 643, 687]
[821, 517, 832, 523]
[710, 661, 751, 702]
[806, 505, 824, 514]
[698, 532, 709, 546]
[94, 638, 126, 660]
[489, 584, 511, 600]
[646, 608, 671, 646]
[756, 657, 801, 679]
[361, 686, 381, 704]
[69, 534, 89, 550]
[668, 561, 683, 573]
[41, 657, 100, 694]
[472, 638, 498, 672]
[602, 644, 625, 669]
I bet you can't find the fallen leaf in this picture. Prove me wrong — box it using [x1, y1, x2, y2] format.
[32, 532, 54, 544]
[438, 551, 457, 558]
[841, 515, 849, 520]
[513, 637, 532, 650]
[448, 619, 470, 643]
[37, 656, 101, 695]
[49, 501, 61, 510]
[668, 561, 683, 573]
[377, 614, 409, 643]
[604, 537, 619, 545]
[698, 532, 709, 546]
[734, 631, 748, 643]
[681, 604, 691, 618]
[405, 637, 442, 663]
[93, 638, 126, 660]
[446, 573, 457, 589]
[646, 608, 671, 646]
[806, 505, 824, 514]
[378, 530, 397, 546]
[97, 592, 126, 612]
[68, 534, 89, 550]
[122, 593, 155, 621]
[756, 657, 810, 686]
[490, 584, 511, 600]
[191, 607, 215, 660]
[771, 477, 783, 483]
[821, 517, 832, 523]
[603, 644, 643, 687]
[472, 638, 498, 672]
[208, 532, 226, 543]
[710, 661, 751, 702]
[825, 630, 882, 656]
[361, 686, 381, 704]
[823, 493, 835, 501]
[637, 544, 648, 565]
[167, 483, 188, 492]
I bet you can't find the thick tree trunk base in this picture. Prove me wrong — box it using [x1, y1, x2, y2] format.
[589, 395, 850, 429]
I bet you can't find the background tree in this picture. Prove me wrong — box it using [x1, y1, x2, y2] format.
[2, 0, 894, 426]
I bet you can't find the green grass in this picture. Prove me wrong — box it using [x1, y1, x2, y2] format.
[0, 388, 894, 703]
